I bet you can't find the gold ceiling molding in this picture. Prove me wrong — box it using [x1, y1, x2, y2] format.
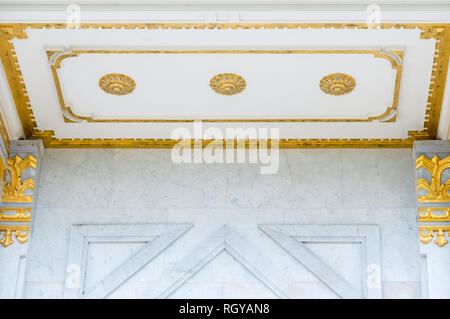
[99, 73, 136, 96]
[416, 155, 450, 202]
[0, 225, 28, 248]
[0, 23, 447, 148]
[420, 27, 450, 137]
[3, 155, 37, 203]
[320, 73, 356, 96]
[24, 136, 414, 149]
[210, 73, 246, 96]
[420, 225, 450, 247]
[0, 207, 31, 222]
[48, 49, 402, 124]
[419, 207, 450, 222]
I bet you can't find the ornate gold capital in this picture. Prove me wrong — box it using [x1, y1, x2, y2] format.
[416, 155, 450, 202]
[420, 226, 450, 247]
[416, 153, 450, 247]
[0, 225, 28, 248]
[3, 155, 37, 203]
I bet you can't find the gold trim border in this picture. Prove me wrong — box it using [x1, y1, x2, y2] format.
[32, 138, 414, 149]
[0, 23, 448, 148]
[0, 207, 31, 222]
[419, 207, 450, 222]
[50, 49, 402, 124]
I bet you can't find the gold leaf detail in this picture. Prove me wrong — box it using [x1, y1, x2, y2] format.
[416, 155, 450, 202]
[3, 155, 37, 203]
[419, 226, 450, 247]
[99, 73, 135, 96]
[0, 226, 28, 248]
[320, 73, 356, 96]
[210, 73, 246, 96]
[0, 207, 31, 222]
[418, 207, 450, 222]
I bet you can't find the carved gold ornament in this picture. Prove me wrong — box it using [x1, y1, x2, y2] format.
[420, 226, 450, 247]
[210, 73, 246, 96]
[419, 207, 450, 222]
[416, 155, 450, 202]
[320, 73, 356, 96]
[99, 73, 135, 96]
[0, 207, 31, 222]
[3, 155, 37, 203]
[0, 225, 28, 247]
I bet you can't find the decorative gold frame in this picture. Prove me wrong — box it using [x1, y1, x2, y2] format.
[0, 23, 448, 148]
[49, 49, 401, 124]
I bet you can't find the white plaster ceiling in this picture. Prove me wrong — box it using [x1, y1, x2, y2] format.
[9, 26, 434, 140]
[0, 1, 449, 143]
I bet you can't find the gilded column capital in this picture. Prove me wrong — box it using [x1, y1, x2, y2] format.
[0, 141, 42, 248]
[414, 141, 450, 247]
[416, 155, 450, 203]
[2, 155, 37, 203]
[0, 225, 28, 248]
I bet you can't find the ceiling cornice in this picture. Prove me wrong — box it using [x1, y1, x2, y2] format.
[1, 1, 450, 12]
[2, 2, 450, 24]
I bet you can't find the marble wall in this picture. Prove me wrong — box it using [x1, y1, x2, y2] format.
[23, 149, 422, 298]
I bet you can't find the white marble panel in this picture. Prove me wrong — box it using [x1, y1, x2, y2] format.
[36, 149, 115, 208]
[63, 223, 192, 299]
[168, 251, 279, 299]
[23, 149, 422, 298]
[110, 149, 229, 209]
[340, 149, 417, 209]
